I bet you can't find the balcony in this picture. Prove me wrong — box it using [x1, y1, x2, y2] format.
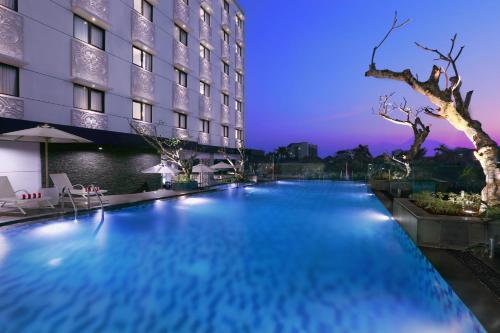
[199, 58, 211, 83]
[198, 132, 210, 145]
[236, 111, 243, 128]
[0, 7, 25, 66]
[236, 139, 243, 149]
[199, 21, 212, 46]
[0, 95, 23, 119]
[236, 55, 244, 73]
[221, 104, 230, 124]
[221, 137, 229, 147]
[173, 40, 189, 70]
[172, 84, 189, 112]
[221, 73, 230, 93]
[235, 82, 243, 100]
[173, 127, 189, 140]
[221, 10, 230, 30]
[199, 95, 212, 119]
[71, 109, 108, 130]
[132, 10, 155, 52]
[130, 119, 155, 136]
[200, 0, 212, 12]
[131, 65, 155, 103]
[221, 41, 230, 62]
[236, 26, 244, 44]
[71, 39, 108, 90]
[72, 0, 110, 29]
[174, 0, 190, 28]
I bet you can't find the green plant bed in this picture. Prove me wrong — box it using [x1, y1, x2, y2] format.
[172, 181, 198, 191]
[411, 191, 481, 217]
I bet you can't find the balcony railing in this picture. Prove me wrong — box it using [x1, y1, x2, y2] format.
[173, 127, 189, 140]
[173, 40, 189, 70]
[72, 39, 109, 90]
[236, 55, 244, 73]
[199, 95, 212, 119]
[221, 73, 230, 93]
[221, 10, 230, 30]
[131, 65, 155, 103]
[71, 109, 108, 130]
[198, 132, 210, 145]
[130, 119, 155, 136]
[221, 41, 230, 62]
[199, 58, 211, 83]
[173, 84, 189, 112]
[236, 26, 244, 44]
[221, 136, 229, 147]
[221, 104, 230, 124]
[236, 111, 243, 128]
[174, 0, 189, 27]
[236, 139, 243, 149]
[132, 10, 155, 51]
[0, 7, 25, 66]
[0, 95, 23, 119]
[235, 82, 243, 100]
[200, 0, 212, 12]
[72, 0, 110, 29]
[199, 21, 212, 46]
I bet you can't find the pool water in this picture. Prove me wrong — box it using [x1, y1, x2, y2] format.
[0, 181, 485, 333]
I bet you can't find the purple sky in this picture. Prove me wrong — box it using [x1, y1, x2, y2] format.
[239, 0, 500, 156]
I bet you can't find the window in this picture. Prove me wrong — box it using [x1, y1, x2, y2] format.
[74, 16, 105, 50]
[223, 31, 229, 43]
[236, 44, 243, 56]
[236, 15, 243, 29]
[74, 84, 104, 113]
[236, 72, 243, 83]
[236, 100, 242, 112]
[176, 112, 187, 129]
[236, 129, 243, 140]
[223, 62, 229, 75]
[199, 81, 210, 97]
[134, 0, 153, 21]
[200, 7, 210, 25]
[132, 101, 152, 122]
[175, 68, 188, 87]
[201, 119, 210, 133]
[0, 63, 19, 96]
[223, 1, 229, 13]
[200, 44, 210, 61]
[222, 125, 229, 138]
[222, 93, 229, 106]
[176, 25, 188, 46]
[0, 0, 17, 11]
[133, 46, 153, 71]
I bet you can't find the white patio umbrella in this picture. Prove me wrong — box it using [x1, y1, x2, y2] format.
[0, 124, 92, 187]
[192, 163, 214, 187]
[142, 163, 179, 186]
[211, 161, 233, 170]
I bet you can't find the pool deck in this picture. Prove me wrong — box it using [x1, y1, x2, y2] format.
[0, 187, 223, 227]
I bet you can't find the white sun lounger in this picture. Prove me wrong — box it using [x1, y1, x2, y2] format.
[0, 176, 55, 215]
[50, 173, 108, 200]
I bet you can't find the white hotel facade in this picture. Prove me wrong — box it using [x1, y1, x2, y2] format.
[0, 0, 245, 146]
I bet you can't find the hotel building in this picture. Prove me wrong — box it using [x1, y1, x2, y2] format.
[0, 0, 245, 191]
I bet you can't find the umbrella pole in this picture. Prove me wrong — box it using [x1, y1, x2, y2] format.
[45, 141, 49, 188]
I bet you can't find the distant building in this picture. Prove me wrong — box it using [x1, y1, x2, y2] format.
[286, 142, 318, 160]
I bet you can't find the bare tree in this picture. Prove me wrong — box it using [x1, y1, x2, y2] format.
[377, 94, 431, 177]
[130, 122, 196, 178]
[219, 144, 247, 182]
[366, 12, 499, 207]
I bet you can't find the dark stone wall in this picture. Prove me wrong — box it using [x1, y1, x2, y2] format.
[44, 144, 162, 195]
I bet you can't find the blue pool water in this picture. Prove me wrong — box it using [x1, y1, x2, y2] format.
[0, 181, 485, 333]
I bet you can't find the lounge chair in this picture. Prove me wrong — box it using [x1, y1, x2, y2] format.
[50, 173, 107, 205]
[0, 176, 55, 215]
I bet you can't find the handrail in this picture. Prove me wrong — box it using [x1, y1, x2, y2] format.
[86, 184, 104, 221]
[61, 186, 78, 220]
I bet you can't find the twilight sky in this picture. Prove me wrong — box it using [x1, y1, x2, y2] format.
[239, 0, 500, 156]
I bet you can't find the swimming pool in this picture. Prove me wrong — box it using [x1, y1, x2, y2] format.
[0, 181, 484, 333]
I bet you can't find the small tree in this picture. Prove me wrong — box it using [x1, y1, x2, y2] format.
[366, 12, 500, 207]
[376, 94, 431, 177]
[130, 122, 196, 179]
[219, 144, 247, 182]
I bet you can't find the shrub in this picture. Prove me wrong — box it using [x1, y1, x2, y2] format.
[486, 205, 500, 219]
[411, 191, 480, 216]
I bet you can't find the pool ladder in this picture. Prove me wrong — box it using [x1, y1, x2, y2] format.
[61, 185, 105, 221]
